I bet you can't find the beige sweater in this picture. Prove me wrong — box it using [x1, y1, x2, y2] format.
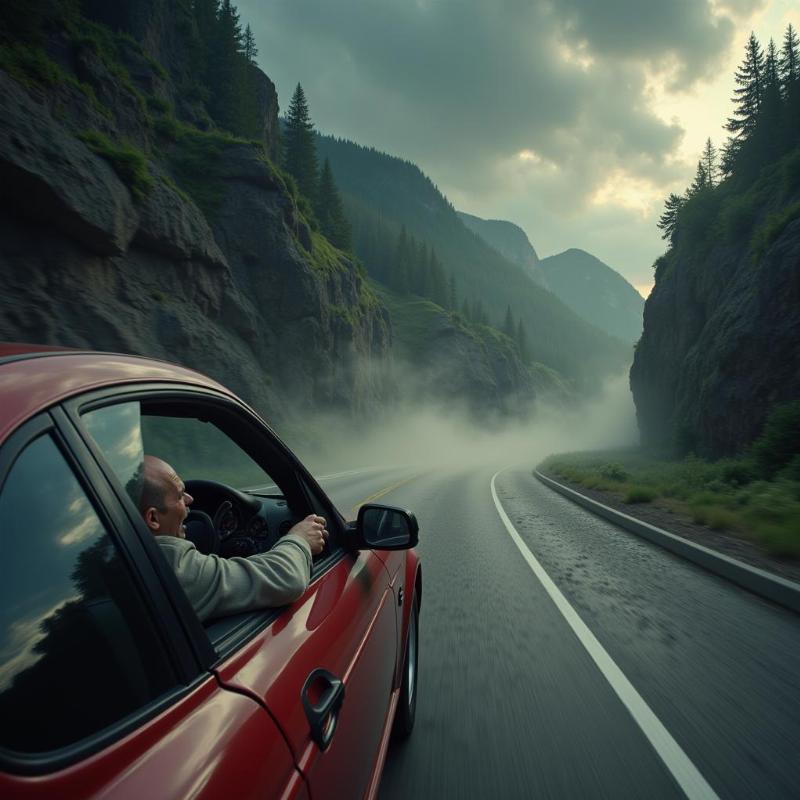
[156, 534, 312, 622]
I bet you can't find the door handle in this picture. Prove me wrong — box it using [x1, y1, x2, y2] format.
[301, 668, 345, 751]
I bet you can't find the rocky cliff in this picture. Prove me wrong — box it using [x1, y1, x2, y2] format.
[630, 149, 800, 457]
[0, 1, 390, 425]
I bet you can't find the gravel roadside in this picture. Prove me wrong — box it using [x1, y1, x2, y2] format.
[537, 469, 800, 586]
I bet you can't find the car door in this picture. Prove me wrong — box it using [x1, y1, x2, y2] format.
[70, 388, 400, 799]
[0, 411, 304, 800]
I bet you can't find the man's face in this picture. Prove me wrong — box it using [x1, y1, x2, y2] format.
[142, 457, 194, 538]
[158, 469, 194, 538]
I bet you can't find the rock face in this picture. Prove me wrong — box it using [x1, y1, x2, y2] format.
[457, 211, 547, 287]
[539, 249, 644, 344]
[630, 189, 800, 457]
[0, 4, 390, 425]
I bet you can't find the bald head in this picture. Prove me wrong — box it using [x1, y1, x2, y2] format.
[140, 455, 193, 537]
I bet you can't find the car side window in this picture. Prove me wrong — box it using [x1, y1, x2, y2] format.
[0, 433, 178, 755]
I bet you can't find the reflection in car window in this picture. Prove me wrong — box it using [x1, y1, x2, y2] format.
[141, 414, 271, 490]
[0, 434, 176, 753]
[82, 402, 144, 505]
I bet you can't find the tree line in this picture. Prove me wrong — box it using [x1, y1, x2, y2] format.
[658, 25, 800, 242]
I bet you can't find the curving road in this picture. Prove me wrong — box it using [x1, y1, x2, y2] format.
[317, 464, 800, 800]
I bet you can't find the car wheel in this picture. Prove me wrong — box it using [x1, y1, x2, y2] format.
[393, 590, 418, 740]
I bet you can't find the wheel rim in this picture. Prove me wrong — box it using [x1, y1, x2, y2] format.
[407, 606, 417, 707]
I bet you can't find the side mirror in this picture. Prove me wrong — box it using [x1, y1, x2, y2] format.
[350, 504, 419, 550]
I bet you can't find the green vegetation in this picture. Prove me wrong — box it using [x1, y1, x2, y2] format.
[283, 84, 320, 203]
[0, 42, 109, 115]
[67, 19, 151, 118]
[656, 24, 800, 263]
[155, 118, 251, 215]
[78, 130, 153, 200]
[540, 404, 800, 557]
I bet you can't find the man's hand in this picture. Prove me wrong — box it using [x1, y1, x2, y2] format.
[288, 514, 329, 556]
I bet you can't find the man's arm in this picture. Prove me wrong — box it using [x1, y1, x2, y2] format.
[158, 533, 313, 622]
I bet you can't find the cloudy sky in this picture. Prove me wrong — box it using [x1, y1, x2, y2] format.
[238, 0, 796, 296]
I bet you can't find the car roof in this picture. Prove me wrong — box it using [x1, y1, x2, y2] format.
[0, 344, 231, 444]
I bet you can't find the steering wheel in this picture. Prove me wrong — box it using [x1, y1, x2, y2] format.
[184, 479, 264, 556]
[184, 509, 220, 555]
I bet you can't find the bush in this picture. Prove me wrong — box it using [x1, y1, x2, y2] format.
[625, 486, 657, 504]
[751, 201, 800, 261]
[742, 483, 800, 556]
[720, 459, 757, 487]
[599, 462, 628, 482]
[78, 130, 153, 200]
[751, 401, 800, 478]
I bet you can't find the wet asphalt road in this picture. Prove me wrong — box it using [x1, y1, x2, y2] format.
[318, 465, 800, 800]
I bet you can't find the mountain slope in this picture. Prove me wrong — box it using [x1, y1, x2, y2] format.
[630, 146, 800, 457]
[316, 134, 630, 391]
[539, 249, 644, 344]
[457, 211, 547, 287]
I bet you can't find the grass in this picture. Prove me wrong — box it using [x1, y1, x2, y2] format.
[78, 130, 153, 200]
[157, 120, 251, 215]
[0, 42, 110, 116]
[539, 448, 800, 557]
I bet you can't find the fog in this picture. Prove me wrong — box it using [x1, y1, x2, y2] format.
[287, 369, 638, 475]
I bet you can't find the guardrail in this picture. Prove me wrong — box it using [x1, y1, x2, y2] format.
[534, 470, 800, 615]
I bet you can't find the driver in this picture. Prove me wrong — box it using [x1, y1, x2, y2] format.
[139, 455, 328, 622]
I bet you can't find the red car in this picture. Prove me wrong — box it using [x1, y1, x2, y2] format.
[0, 343, 421, 800]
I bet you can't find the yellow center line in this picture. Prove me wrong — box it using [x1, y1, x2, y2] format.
[349, 474, 420, 518]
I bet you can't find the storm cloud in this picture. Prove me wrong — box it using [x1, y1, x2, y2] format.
[238, 0, 766, 286]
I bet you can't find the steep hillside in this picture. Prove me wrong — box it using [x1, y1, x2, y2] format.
[457, 211, 547, 287]
[0, 1, 390, 424]
[539, 249, 644, 344]
[317, 134, 630, 392]
[378, 287, 569, 416]
[630, 146, 800, 457]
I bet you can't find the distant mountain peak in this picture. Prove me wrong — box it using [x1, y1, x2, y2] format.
[457, 211, 546, 287]
[539, 250, 644, 343]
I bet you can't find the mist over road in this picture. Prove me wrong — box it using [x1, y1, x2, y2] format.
[319, 465, 800, 800]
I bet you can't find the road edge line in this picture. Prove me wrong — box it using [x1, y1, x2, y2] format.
[490, 471, 719, 800]
[535, 470, 800, 615]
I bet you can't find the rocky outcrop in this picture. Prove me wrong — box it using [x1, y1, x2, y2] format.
[630, 181, 800, 457]
[0, 4, 390, 425]
[0, 74, 139, 255]
[385, 295, 569, 417]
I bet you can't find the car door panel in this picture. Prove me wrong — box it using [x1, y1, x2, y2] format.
[214, 549, 397, 799]
[0, 677, 304, 800]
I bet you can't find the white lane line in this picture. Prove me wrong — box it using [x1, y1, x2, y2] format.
[490, 470, 719, 800]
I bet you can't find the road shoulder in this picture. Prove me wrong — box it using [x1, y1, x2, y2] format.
[536, 469, 800, 588]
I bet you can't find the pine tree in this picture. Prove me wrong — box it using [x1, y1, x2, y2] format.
[316, 158, 352, 250]
[503, 306, 515, 339]
[394, 226, 410, 294]
[725, 33, 765, 144]
[515, 320, 530, 364]
[779, 23, 799, 97]
[208, 0, 246, 133]
[283, 84, 319, 202]
[447, 273, 457, 311]
[657, 193, 685, 242]
[779, 24, 800, 146]
[758, 38, 783, 159]
[701, 138, 717, 188]
[687, 161, 709, 197]
[243, 23, 257, 64]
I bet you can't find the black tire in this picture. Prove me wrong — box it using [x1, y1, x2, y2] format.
[393, 591, 419, 740]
